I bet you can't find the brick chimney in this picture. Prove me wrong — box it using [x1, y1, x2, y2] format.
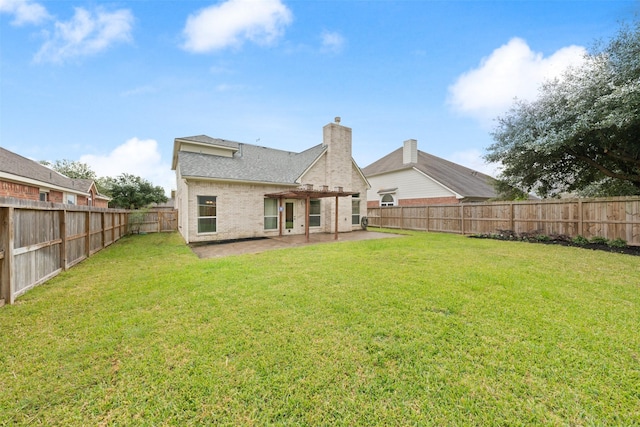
[323, 117, 352, 189]
[403, 139, 417, 164]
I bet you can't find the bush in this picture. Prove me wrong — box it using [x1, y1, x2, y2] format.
[607, 238, 628, 248]
[572, 235, 590, 246]
[590, 236, 609, 245]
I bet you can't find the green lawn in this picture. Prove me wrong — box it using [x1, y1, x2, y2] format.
[1, 231, 639, 426]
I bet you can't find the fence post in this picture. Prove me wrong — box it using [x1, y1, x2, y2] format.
[0, 207, 15, 304]
[85, 210, 91, 257]
[59, 209, 67, 271]
[510, 202, 515, 232]
[426, 206, 430, 232]
[460, 204, 465, 235]
[578, 199, 583, 237]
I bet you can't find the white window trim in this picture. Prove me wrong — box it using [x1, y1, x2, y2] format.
[309, 199, 321, 228]
[197, 195, 217, 234]
[264, 198, 279, 230]
[380, 193, 395, 207]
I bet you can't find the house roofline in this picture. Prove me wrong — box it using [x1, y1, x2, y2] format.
[0, 171, 95, 197]
[172, 137, 240, 170]
[182, 175, 300, 187]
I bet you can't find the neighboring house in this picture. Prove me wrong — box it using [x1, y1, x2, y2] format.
[171, 118, 370, 243]
[362, 139, 498, 207]
[0, 147, 109, 207]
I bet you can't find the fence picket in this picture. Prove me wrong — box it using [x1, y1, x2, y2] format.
[368, 196, 640, 246]
[0, 198, 179, 305]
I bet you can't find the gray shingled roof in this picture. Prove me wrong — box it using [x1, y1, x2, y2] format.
[177, 141, 327, 184]
[362, 147, 497, 198]
[0, 147, 102, 195]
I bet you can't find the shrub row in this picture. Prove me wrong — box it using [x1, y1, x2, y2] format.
[472, 229, 628, 249]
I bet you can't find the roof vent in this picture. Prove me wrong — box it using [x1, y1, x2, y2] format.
[335, 116, 341, 124]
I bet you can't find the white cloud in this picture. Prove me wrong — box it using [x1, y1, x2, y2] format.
[80, 138, 175, 197]
[0, 0, 49, 26]
[182, 0, 292, 53]
[320, 30, 345, 53]
[34, 7, 133, 64]
[448, 38, 587, 126]
[448, 149, 500, 178]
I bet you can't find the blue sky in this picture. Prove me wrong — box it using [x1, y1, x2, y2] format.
[1, 0, 637, 195]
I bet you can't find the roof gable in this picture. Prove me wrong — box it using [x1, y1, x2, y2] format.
[362, 147, 497, 198]
[176, 139, 327, 185]
[0, 147, 98, 195]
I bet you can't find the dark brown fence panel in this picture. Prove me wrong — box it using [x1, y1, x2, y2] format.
[367, 196, 640, 246]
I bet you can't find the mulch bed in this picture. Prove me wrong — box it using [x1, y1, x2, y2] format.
[469, 231, 640, 257]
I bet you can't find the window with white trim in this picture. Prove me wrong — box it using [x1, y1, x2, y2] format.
[380, 194, 395, 207]
[66, 194, 76, 205]
[197, 196, 217, 233]
[352, 194, 360, 225]
[264, 198, 278, 230]
[309, 199, 321, 227]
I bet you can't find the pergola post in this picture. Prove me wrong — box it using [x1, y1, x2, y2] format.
[334, 195, 339, 240]
[278, 196, 283, 237]
[264, 187, 358, 244]
[304, 196, 310, 242]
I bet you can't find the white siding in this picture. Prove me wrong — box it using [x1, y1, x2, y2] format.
[180, 142, 234, 158]
[366, 168, 457, 204]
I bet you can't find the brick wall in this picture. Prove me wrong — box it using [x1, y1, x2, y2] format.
[367, 196, 459, 208]
[0, 180, 39, 200]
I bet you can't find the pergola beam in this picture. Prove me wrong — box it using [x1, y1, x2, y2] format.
[265, 185, 357, 242]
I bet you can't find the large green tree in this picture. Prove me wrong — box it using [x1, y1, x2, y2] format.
[486, 20, 640, 198]
[104, 173, 168, 209]
[40, 159, 97, 180]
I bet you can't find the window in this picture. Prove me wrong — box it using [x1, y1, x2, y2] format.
[66, 194, 76, 205]
[264, 198, 278, 230]
[352, 194, 360, 225]
[381, 194, 395, 207]
[197, 196, 217, 233]
[39, 191, 48, 202]
[309, 199, 321, 227]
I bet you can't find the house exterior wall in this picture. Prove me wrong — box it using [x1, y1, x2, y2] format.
[366, 168, 457, 207]
[182, 180, 297, 243]
[0, 179, 108, 206]
[176, 120, 369, 243]
[49, 190, 63, 203]
[0, 180, 40, 200]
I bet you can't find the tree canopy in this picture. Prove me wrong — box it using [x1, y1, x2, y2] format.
[40, 159, 168, 209]
[486, 20, 640, 198]
[104, 173, 168, 210]
[40, 159, 97, 180]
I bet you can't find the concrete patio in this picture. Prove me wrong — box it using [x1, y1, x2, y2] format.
[190, 230, 404, 259]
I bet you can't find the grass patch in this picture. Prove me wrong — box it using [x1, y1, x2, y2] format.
[1, 232, 639, 425]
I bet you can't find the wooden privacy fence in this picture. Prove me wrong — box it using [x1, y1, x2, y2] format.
[0, 199, 129, 306]
[0, 199, 180, 306]
[367, 196, 640, 246]
[131, 209, 178, 234]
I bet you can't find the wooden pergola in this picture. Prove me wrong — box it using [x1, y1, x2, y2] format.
[265, 185, 357, 242]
